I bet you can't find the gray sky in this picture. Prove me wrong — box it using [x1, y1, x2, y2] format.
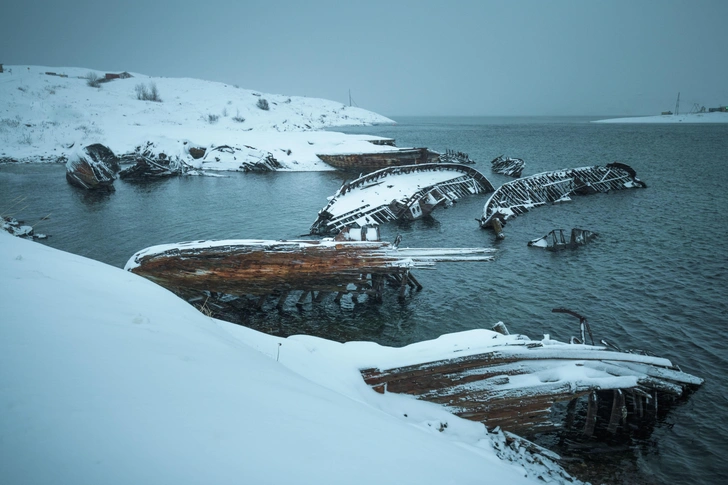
[3, 0, 727, 116]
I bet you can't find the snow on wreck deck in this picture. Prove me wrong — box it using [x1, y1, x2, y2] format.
[124, 237, 497, 310]
[359, 323, 703, 439]
[478, 162, 647, 235]
[310, 163, 494, 235]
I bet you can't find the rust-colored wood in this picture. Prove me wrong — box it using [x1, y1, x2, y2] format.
[360, 342, 702, 439]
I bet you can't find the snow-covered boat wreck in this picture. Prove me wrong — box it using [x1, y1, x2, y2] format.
[310, 163, 495, 236]
[125, 235, 496, 311]
[478, 163, 647, 236]
[361, 312, 703, 442]
[316, 147, 440, 171]
[491, 155, 525, 177]
[65, 144, 120, 190]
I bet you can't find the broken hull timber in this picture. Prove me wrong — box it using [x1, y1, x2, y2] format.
[125, 239, 496, 305]
[65, 144, 119, 190]
[360, 328, 703, 440]
[527, 228, 598, 250]
[316, 147, 440, 170]
[491, 155, 525, 177]
[310, 163, 495, 236]
[478, 162, 647, 230]
[65, 161, 115, 190]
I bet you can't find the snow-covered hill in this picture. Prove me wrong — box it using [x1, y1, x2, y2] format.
[0, 65, 395, 170]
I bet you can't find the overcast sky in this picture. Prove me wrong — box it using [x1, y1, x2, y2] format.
[2, 0, 727, 116]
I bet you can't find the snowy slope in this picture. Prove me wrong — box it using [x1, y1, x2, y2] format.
[0, 231, 583, 485]
[0, 65, 396, 170]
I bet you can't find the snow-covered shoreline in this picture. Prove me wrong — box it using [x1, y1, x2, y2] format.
[593, 112, 728, 123]
[0, 65, 397, 171]
[0, 230, 581, 484]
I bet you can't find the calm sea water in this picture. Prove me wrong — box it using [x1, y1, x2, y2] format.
[2, 116, 727, 484]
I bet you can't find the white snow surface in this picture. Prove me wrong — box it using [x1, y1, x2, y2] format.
[0, 65, 396, 170]
[0, 231, 586, 485]
[593, 112, 728, 123]
[323, 167, 477, 219]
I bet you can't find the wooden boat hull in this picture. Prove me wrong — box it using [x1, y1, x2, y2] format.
[317, 148, 440, 170]
[361, 320, 702, 440]
[125, 238, 496, 305]
[311, 163, 495, 235]
[479, 163, 647, 232]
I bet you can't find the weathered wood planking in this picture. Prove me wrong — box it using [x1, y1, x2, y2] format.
[361, 335, 702, 438]
[126, 239, 496, 302]
[478, 162, 647, 232]
[311, 163, 495, 235]
[316, 147, 440, 170]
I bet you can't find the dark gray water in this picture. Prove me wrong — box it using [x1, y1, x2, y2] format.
[2, 116, 727, 484]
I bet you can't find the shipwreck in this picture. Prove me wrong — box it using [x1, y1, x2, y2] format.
[439, 149, 475, 164]
[125, 233, 496, 310]
[361, 309, 703, 443]
[310, 163, 495, 236]
[316, 147, 441, 171]
[528, 228, 598, 250]
[478, 163, 647, 236]
[490, 155, 525, 178]
[65, 143, 120, 190]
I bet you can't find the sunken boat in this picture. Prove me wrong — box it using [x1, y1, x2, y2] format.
[316, 147, 440, 171]
[125, 232, 496, 310]
[310, 163, 495, 236]
[439, 149, 475, 164]
[528, 228, 598, 250]
[490, 155, 525, 177]
[478, 163, 647, 235]
[360, 310, 703, 441]
[65, 143, 120, 190]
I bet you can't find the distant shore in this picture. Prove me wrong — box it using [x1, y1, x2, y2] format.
[593, 112, 728, 123]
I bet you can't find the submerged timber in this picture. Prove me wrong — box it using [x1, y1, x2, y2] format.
[528, 228, 598, 250]
[125, 237, 496, 309]
[316, 147, 440, 171]
[310, 163, 495, 236]
[491, 155, 525, 178]
[478, 163, 647, 235]
[361, 314, 703, 442]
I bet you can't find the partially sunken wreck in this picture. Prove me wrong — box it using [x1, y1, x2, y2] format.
[125, 235, 496, 308]
[490, 155, 525, 178]
[316, 147, 440, 171]
[361, 313, 703, 441]
[528, 228, 598, 250]
[310, 163, 494, 236]
[65, 144, 120, 190]
[478, 163, 647, 236]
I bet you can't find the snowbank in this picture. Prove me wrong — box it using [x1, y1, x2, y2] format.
[593, 112, 728, 123]
[0, 231, 581, 485]
[0, 65, 396, 171]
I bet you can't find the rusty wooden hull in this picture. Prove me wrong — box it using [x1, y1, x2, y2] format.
[125, 239, 496, 303]
[316, 148, 440, 170]
[65, 144, 119, 190]
[361, 324, 702, 440]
